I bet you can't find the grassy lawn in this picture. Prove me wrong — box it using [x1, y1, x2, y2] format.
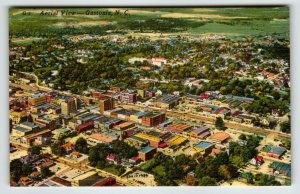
[152, 165, 166, 176]
[103, 165, 125, 176]
[139, 159, 156, 171]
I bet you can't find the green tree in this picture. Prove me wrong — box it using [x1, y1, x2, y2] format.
[28, 145, 42, 155]
[215, 117, 227, 130]
[238, 134, 247, 140]
[75, 137, 88, 154]
[50, 142, 64, 156]
[280, 120, 291, 133]
[198, 176, 217, 186]
[40, 166, 53, 178]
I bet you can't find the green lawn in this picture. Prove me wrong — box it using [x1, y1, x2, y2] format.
[152, 165, 166, 176]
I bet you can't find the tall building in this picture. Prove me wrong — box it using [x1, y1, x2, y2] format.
[99, 97, 115, 114]
[120, 90, 137, 104]
[61, 97, 77, 115]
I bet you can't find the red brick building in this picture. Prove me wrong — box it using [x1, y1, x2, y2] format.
[142, 112, 166, 127]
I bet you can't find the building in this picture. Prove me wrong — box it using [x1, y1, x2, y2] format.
[28, 93, 46, 106]
[106, 153, 121, 164]
[75, 121, 94, 133]
[268, 161, 291, 177]
[114, 121, 136, 131]
[213, 107, 231, 118]
[134, 132, 162, 148]
[189, 126, 211, 139]
[93, 177, 119, 186]
[88, 132, 118, 145]
[72, 170, 101, 186]
[130, 111, 149, 123]
[150, 58, 167, 67]
[167, 123, 192, 133]
[12, 121, 42, 137]
[154, 95, 180, 109]
[210, 132, 230, 143]
[137, 89, 146, 98]
[34, 117, 57, 130]
[250, 155, 264, 166]
[194, 141, 214, 154]
[267, 146, 286, 159]
[61, 96, 77, 115]
[50, 177, 72, 186]
[128, 57, 147, 64]
[23, 129, 52, 146]
[99, 96, 115, 114]
[62, 142, 75, 154]
[138, 145, 157, 161]
[120, 90, 137, 104]
[141, 112, 166, 127]
[166, 135, 187, 146]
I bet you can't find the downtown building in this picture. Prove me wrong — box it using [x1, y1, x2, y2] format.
[99, 96, 115, 114]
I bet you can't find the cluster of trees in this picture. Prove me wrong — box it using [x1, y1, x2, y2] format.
[75, 137, 88, 154]
[280, 120, 291, 134]
[28, 145, 42, 155]
[120, 18, 205, 33]
[88, 140, 137, 169]
[50, 131, 78, 156]
[10, 159, 34, 183]
[195, 153, 237, 185]
[140, 153, 196, 186]
[229, 135, 260, 168]
[194, 135, 260, 185]
[245, 96, 289, 116]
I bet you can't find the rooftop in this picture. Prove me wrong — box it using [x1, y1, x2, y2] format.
[156, 95, 180, 104]
[195, 141, 213, 149]
[210, 132, 230, 142]
[191, 126, 210, 135]
[139, 145, 156, 153]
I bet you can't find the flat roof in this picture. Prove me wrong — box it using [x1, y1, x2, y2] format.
[139, 145, 155, 153]
[21, 121, 40, 128]
[210, 132, 230, 142]
[195, 141, 213, 149]
[156, 95, 180, 104]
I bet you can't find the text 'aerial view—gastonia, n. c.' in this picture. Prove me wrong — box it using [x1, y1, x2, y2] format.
[9, 7, 290, 187]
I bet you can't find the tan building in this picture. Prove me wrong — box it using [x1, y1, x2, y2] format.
[99, 97, 115, 114]
[28, 93, 46, 106]
[61, 97, 77, 115]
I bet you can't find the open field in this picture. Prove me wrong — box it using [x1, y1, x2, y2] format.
[9, 7, 289, 39]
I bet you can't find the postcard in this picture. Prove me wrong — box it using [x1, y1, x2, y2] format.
[9, 7, 290, 187]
